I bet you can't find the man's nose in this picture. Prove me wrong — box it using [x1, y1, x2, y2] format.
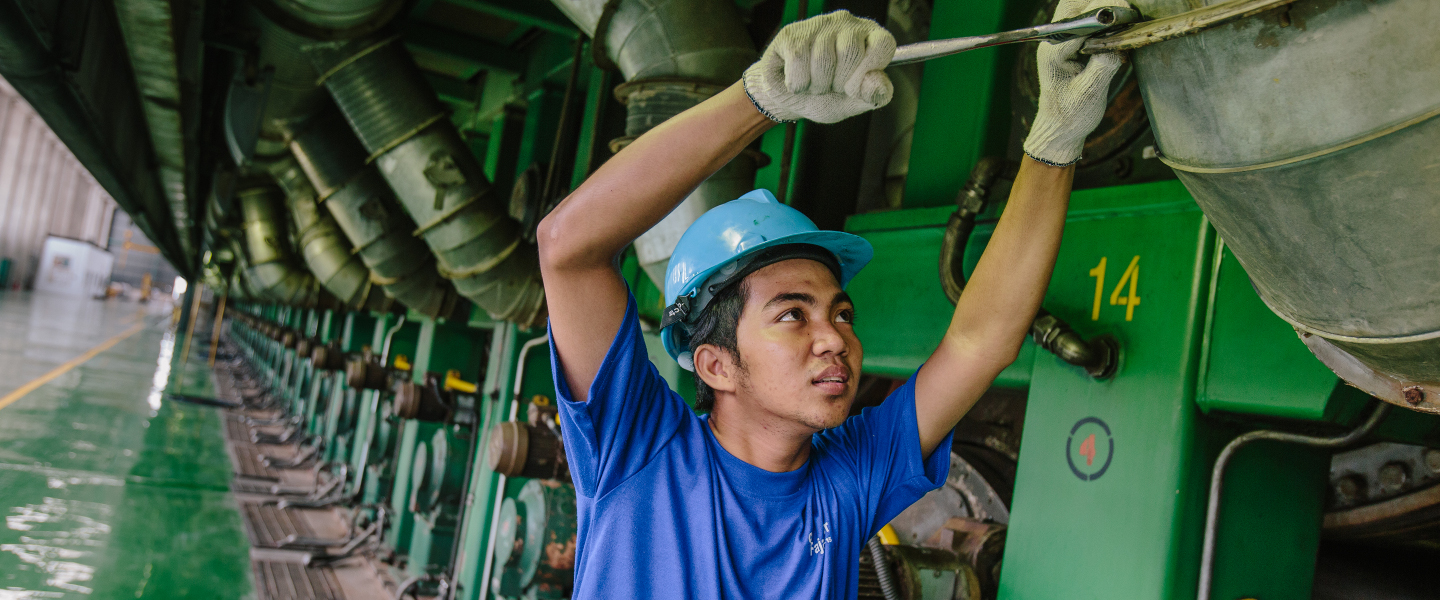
[812, 319, 848, 356]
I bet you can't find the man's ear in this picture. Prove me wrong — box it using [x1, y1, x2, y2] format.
[692, 344, 738, 394]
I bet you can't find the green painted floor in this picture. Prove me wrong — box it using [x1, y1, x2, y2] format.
[0, 293, 253, 599]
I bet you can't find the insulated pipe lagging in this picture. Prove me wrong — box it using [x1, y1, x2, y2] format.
[288, 110, 461, 318]
[264, 155, 390, 312]
[237, 184, 326, 307]
[306, 38, 546, 326]
[228, 1, 404, 163]
[550, 0, 755, 82]
[550, 0, 759, 288]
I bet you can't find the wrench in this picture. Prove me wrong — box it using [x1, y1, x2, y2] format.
[889, 6, 1141, 66]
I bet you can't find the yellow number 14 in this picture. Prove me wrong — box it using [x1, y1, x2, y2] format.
[1089, 255, 1141, 321]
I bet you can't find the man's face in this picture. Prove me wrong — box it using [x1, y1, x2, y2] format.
[731, 258, 863, 431]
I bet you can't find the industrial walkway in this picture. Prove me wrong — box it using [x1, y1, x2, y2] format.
[0, 292, 252, 599]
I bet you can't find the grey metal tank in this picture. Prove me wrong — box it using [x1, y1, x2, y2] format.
[1129, 0, 1440, 411]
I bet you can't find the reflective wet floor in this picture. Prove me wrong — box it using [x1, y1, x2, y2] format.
[0, 293, 252, 599]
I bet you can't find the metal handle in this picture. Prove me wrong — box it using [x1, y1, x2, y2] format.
[890, 6, 1141, 66]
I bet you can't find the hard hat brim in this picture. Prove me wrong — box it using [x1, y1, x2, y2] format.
[660, 229, 874, 369]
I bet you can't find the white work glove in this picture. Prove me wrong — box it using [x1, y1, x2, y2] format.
[743, 10, 896, 124]
[1022, 0, 1127, 166]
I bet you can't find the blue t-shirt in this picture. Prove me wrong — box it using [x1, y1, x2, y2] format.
[550, 292, 954, 599]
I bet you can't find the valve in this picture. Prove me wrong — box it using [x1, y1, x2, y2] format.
[443, 369, 477, 394]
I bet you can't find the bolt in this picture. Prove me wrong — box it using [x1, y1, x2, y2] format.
[1332, 476, 1365, 507]
[1378, 462, 1409, 496]
[1425, 449, 1440, 475]
[1403, 386, 1425, 406]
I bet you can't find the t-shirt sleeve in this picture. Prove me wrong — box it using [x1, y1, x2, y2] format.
[816, 370, 954, 537]
[550, 291, 692, 500]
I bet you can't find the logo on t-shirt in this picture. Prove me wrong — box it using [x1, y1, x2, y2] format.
[807, 522, 833, 555]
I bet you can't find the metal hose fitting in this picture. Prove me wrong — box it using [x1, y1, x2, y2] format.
[940, 158, 1117, 379]
[1030, 310, 1118, 379]
[306, 37, 545, 326]
[288, 110, 461, 318]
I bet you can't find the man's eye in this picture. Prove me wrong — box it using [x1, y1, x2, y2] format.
[837, 309, 855, 323]
[779, 308, 804, 322]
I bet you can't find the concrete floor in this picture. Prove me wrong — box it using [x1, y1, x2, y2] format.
[0, 292, 252, 599]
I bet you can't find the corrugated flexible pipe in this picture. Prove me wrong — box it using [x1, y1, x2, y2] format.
[304, 38, 546, 327]
[236, 183, 328, 307]
[288, 110, 462, 318]
[264, 155, 393, 312]
[550, 0, 760, 287]
[226, 0, 404, 163]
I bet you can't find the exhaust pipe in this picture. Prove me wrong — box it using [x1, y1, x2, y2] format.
[236, 183, 327, 307]
[265, 155, 392, 312]
[305, 38, 546, 326]
[288, 110, 462, 318]
[550, 0, 759, 287]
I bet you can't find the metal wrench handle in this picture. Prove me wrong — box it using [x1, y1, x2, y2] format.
[889, 6, 1140, 66]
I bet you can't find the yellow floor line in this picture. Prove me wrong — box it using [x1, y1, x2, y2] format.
[0, 319, 149, 412]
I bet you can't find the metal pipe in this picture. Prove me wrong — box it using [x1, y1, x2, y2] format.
[236, 184, 327, 307]
[288, 110, 461, 318]
[305, 37, 546, 326]
[265, 155, 390, 311]
[550, 0, 759, 288]
[209, 291, 229, 367]
[477, 334, 550, 600]
[391, 576, 422, 600]
[939, 158, 1117, 379]
[180, 283, 205, 368]
[1124, 0, 1440, 410]
[379, 315, 407, 365]
[1196, 401, 1391, 600]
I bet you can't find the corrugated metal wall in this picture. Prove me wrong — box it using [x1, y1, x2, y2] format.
[108, 210, 179, 292]
[0, 76, 118, 289]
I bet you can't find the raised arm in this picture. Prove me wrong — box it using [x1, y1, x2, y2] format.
[537, 85, 773, 402]
[539, 10, 897, 401]
[912, 0, 1126, 456]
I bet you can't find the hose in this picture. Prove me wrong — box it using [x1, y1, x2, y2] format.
[391, 576, 422, 600]
[939, 157, 1116, 379]
[867, 536, 901, 600]
[1196, 400, 1391, 600]
[379, 315, 406, 365]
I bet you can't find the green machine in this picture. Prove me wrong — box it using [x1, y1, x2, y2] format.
[208, 0, 1440, 599]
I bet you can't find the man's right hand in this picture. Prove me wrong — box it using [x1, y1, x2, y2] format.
[742, 10, 896, 124]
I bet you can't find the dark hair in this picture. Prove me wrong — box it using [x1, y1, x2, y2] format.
[687, 277, 750, 412]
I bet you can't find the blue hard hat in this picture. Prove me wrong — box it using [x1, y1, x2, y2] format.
[659, 189, 873, 370]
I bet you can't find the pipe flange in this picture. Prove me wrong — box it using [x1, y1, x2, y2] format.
[1302, 334, 1440, 414]
[488, 421, 530, 477]
[345, 357, 389, 390]
[311, 345, 346, 371]
[393, 381, 451, 422]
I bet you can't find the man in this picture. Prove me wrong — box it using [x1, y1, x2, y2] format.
[537, 2, 1122, 597]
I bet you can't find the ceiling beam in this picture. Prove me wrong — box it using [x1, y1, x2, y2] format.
[400, 21, 526, 74]
[438, 0, 579, 37]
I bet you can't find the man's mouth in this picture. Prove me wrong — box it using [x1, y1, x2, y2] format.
[812, 366, 850, 393]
